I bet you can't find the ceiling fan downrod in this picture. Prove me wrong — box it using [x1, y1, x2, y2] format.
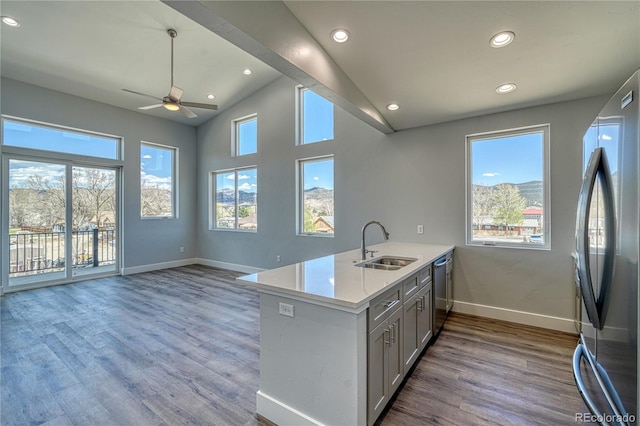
[167, 29, 177, 90]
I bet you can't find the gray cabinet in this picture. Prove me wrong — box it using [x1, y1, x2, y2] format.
[402, 270, 432, 374]
[369, 264, 434, 424]
[368, 305, 402, 425]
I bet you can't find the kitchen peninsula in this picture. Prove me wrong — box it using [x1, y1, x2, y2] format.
[237, 242, 454, 426]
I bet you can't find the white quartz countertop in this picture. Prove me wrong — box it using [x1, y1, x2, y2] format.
[237, 242, 454, 312]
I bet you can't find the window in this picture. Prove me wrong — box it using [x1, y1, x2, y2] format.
[211, 167, 257, 231]
[298, 156, 334, 235]
[466, 125, 550, 249]
[297, 87, 334, 145]
[233, 115, 257, 156]
[140, 142, 177, 218]
[2, 117, 120, 159]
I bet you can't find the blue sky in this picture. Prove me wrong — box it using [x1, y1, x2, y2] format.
[4, 119, 118, 160]
[471, 132, 543, 185]
[303, 89, 334, 144]
[303, 158, 333, 190]
[217, 169, 257, 193]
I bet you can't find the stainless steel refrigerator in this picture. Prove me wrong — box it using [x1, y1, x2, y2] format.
[573, 70, 639, 425]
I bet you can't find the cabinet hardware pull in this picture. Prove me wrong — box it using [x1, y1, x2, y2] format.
[417, 297, 423, 311]
[384, 300, 398, 310]
[384, 329, 390, 345]
[389, 324, 395, 342]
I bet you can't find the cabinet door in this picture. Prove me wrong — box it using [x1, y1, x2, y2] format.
[403, 292, 420, 374]
[368, 322, 388, 423]
[387, 307, 404, 396]
[417, 283, 433, 350]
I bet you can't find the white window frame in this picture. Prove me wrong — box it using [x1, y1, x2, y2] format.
[231, 114, 257, 156]
[295, 86, 335, 146]
[296, 155, 334, 237]
[140, 141, 178, 219]
[210, 166, 258, 232]
[465, 124, 550, 250]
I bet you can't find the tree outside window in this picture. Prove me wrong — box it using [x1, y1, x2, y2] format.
[467, 125, 549, 248]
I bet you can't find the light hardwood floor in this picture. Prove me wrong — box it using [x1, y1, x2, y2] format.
[1, 265, 583, 425]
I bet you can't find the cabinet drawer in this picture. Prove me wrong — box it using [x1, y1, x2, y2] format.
[419, 265, 432, 288]
[369, 286, 402, 331]
[446, 252, 453, 273]
[402, 273, 420, 301]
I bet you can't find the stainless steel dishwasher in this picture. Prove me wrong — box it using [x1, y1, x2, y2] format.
[433, 256, 447, 336]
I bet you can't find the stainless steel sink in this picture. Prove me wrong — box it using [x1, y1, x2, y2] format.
[355, 256, 417, 271]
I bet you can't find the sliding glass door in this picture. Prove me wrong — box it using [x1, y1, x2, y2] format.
[5, 159, 119, 290]
[8, 159, 67, 285]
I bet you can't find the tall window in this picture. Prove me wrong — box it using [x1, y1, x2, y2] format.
[211, 167, 257, 231]
[233, 114, 257, 156]
[298, 156, 334, 235]
[297, 87, 334, 145]
[466, 125, 550, 249]
[140, 142, 177, 218]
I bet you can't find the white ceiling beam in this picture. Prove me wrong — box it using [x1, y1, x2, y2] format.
[161, 0, 395, 134]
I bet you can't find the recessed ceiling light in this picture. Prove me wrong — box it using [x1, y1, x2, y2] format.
[386, 103, 400, 111]
[490, 31, 515, 48]
[1, 16, 20, 27]
[331, 28, 350, 43]
[243, 69, 253, 75]
[496, 83, 517, 94]
[207, 94, 215, 100]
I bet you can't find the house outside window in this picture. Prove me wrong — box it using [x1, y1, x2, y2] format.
[211, 167, 257, 231]
[232, 114, 257, 156]
[298, 156, 334, 236]
[466, 124, 550, 249]
[296, 87, 334, 145]
[140, 142, 177, 218]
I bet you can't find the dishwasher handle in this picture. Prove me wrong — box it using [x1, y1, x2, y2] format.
[434, 257, 447, 268]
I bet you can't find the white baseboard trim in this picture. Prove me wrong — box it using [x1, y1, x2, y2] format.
[196, 258, 265, 274]
[121, 258, 196, 275]
[451, 300, 578, 334]
[256, 390, 323, 426]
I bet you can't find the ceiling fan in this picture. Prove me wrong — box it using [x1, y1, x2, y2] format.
[123, 29, 218, 118]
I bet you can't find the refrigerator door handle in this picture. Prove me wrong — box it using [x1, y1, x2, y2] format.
[573, 344, 608, 424]
[574, 342, 629, 425]
[575, 147, 617, 330]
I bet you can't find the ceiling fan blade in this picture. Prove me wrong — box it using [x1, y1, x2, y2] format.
[138, 104, 164, 110]
[181, 101, 219, 111]
[122, 89, 163, 101]
[179, 105, 197, 118]
[169, 85, 184, 101]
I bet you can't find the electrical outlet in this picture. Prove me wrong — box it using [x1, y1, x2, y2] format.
[276, 255, 281, 263]
[279, 302, 294, 317]
[179, 246, 185, 253]
[417, 225, 424, 234]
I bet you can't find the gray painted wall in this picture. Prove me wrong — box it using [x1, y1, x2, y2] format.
[1, 77, 197, 271]
[1, 74, 610, 322]
[197, 75, 608, 321]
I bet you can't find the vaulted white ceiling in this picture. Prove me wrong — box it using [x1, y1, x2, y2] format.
[2, 1, 639, 132]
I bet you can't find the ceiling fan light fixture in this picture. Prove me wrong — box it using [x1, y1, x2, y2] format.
[331, 28, 350, 43]
[163, 101, 180, 111]
[490, 31, 515, 48]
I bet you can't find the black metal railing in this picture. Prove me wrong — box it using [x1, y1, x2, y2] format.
[9, 229, 116, 276]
